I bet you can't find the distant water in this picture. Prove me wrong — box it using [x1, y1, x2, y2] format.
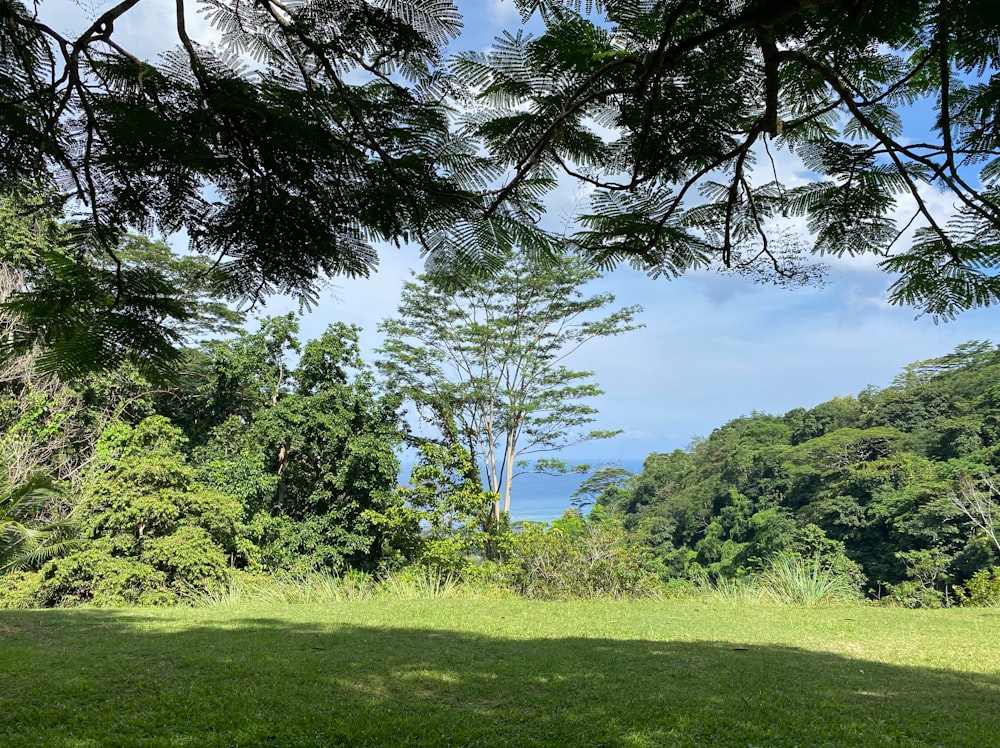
[399, 458, 647, 525]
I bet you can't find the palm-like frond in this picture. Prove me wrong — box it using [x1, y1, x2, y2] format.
[0, 476, 79, 574]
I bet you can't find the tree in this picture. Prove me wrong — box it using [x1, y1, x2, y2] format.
[950, 473, 1000, 553]
[378, 251, 641, 519]
[570, 464, 634, 509]
[189, 315, 406, 573]
[0, 190, 245, 378]
[0, 0, 541, 374]
[458, 0, 1000, 318]
[7, 1, 1000, 376]
[33, 416, 242, 605]
[374, 442, 500, 570]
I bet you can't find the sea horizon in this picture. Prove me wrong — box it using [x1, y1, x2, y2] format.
[398, 457, 648, 524]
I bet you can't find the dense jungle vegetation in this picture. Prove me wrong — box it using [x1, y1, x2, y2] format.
[5, 0, 1000, 611]
[5, 242, 1000, 609]
[601, 340, 1000, 606]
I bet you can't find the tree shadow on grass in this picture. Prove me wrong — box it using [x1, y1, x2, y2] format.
[1, 609, 998, 747]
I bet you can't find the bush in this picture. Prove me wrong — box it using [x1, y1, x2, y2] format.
[0, 570, 43, 608]
[883, 579, 946, 608]
[759, 552, 863, 606]
[35, 541, 174, 607]
[141, 525, 229, 592]
[956, 566, 1000, 606]
[28, 416, 245, 607]
[508, 512, 661, 600]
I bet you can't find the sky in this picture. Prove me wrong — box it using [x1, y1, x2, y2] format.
[45, 0, 1000, 462]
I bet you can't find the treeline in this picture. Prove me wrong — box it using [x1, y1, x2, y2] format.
[5, 206, 1000, 609]
[601, 341, 1000, 606]
[0, 219, 649, 607]
[1, 307, 649, 606]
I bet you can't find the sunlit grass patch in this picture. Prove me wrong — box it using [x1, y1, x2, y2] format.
[2, 600, 999, 747]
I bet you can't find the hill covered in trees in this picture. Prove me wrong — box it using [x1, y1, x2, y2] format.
[603, 341, 1000, 605]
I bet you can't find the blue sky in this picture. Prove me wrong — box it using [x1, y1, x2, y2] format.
[50, 0, 1000, 461]
[286, 1, 998, 461]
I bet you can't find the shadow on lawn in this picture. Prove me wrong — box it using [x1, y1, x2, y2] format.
[2, 609, 999, 747]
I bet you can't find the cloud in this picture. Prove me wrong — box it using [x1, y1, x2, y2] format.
[487, 0, 521, 25]
[41, 0, 222, 61]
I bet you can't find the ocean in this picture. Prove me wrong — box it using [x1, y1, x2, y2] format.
[399, 457, 647, 525]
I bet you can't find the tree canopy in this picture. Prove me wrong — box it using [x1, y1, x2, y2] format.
[3, 0, 1000, 375]
[606, 340, 1000, 605]
[461, 0, 1000, 318]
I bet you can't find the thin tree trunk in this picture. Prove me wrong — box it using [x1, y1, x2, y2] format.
[277, 441, 291, 506]
[502, 433, 515, 515]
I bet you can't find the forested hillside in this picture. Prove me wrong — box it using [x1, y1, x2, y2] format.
[606, 342, 1000, 605]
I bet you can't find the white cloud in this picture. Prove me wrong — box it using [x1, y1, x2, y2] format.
[487, 0, 521, 25]
[45, 0, 220, 59]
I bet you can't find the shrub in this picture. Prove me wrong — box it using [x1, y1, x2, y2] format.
[955, 566, 1000, 606]
[509, 512, 661, 600]
[33, 416, 245, 606]
[0, 570, 43, 608]
[141, 525, 229, 592]
[759, 552, 863, 606]
[35, 541, 174, 607]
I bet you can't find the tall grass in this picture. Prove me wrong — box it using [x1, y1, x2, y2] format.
[701, 554, 862, 606]
[707, 575, 765, 604]
[192, 567, 515, 607]
[191, 569, 377, 606]
[759, 552, 862, 606]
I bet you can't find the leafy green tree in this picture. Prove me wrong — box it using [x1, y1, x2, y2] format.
[0, 1, 531, 375]
[8, 2, 1000, 377]
[33, 416, 242, 605]
[570, 464, 634, 509]
[461, 0, 1000, 318]
[187, 316, 406, 573]
[372, 443, 499, 571]
[378, 251, 641, 519]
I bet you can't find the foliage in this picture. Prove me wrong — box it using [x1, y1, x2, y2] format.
[372, 443, 499, 572]
[0, 569, 42, 608]
[0, 473, 78, 575]
[34, 540, 175, 607]
[461, 0, 1000, 319]
[378, 250, 640, 517]
[186, 317, 405, 574]
[508, 509, 659, 599]
[758, 552, 863, 606]
[4, 2, 1000, 381]
[0, 192, 230, 379]
[570, 463, 634, 508]
[0, 1, 528, 377]
[955, 566, 1000, 607]
[611, 341, 1000, 601]
[33, 416, 241, 606]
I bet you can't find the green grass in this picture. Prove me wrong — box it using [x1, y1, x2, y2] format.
[2, 600, 999, 746]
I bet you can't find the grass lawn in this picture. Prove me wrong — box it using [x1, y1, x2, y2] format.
[2, 599, 999, 747]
